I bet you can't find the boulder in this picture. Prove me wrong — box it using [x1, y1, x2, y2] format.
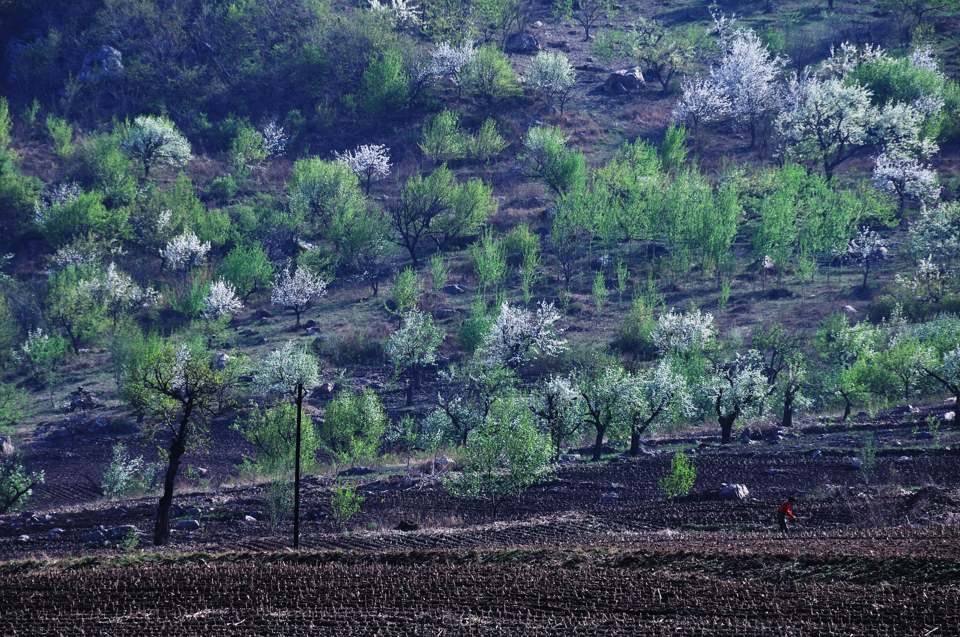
[83, 530, 106, 543]
[303, 510, 327, 521]
[604, 68, 645, 94]
[185, 507, 202, 517]
[15, 535, 30, 542]
[242, 515, 257, 523]
[441, 284, 466, 295]
[0, 436, 13, 455]
[718, 484, 749, 501]
[396, 521, 419, 532]
[505, 33, 541, 54]
[916, 431, 935, 440]
[811, 449, 822, 458]
[943, 411, 955, 422]
[338, 466, 375, 477]
[316, 382, 336, 396]
[433, 308, 460, 320]
[78, 45, 123, 82]
[890, 405, 919, 416]
[248, 511, 266, 521]
[600, 492, 619, 502]
[174, 519, 201, 531]
[434, 456, 456, 472]
[213, 352, 231, 370]
[604, 483, 624, 491]
[849, 458, 862, 469]
[66, 387, 101, 413]
[104, 525, 137, 541]
[45, 528, 64, 538]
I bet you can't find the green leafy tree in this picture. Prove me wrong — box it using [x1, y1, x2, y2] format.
[463, 45, 521, 104]
[124, 339, 237, 545]
[579, 364, 631, 461]
[46, 265, 106, 353]
[523, 126, 586, 197]
[289, 158, 366, 233]
[557, 0, 616, 41]
[321, 388, 388, 467]
[217, 243, 275, 301]
[359, 49, 410, 116]
[443, 401, 554, 520]
[330, 481, 365, 531]
[389, 267, 424, 316]
[420, 110, 468, 163]
[235, 402, 321, 476]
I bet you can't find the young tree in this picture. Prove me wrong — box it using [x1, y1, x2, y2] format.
[443, 401, 554, 520]
[271, 266, 328, 327]
[872, 152, 940, 211]
[320, 388, 388, 467]
[288, 158, 366, 231]
[847, 227, 888, 289]
[161, 230, 210, 273]
[201, 278, 242, 347]
[47, 265, 106, 354]
[126, 340, 237, 545]
[252, 340, 320, 550]
[335, 144, 392, 195]
[99, 263, 159, 328]
[705, 349, 768, 444]
[385, 308, 444, 406]
[924, 346, 960, 404]
[815, 314, 875, 421]
[525, 51, 576, 113]
[120, 116, 191, 178]
[557, 0, 615, 41]
[217, 243, 275, 301]
[478, 301, 567, 368]
[436, 360, 518, 446]
[672, 76, 730, 141]
[630, 18, 698, 94]
[650, 308, 715, 358]
[620, 358, 695, 456]
[523, 126, 586, 197]
[462, 45, 521, 104]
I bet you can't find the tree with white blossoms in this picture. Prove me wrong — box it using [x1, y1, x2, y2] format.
[100, 262, 158, 328]
[908, 202, 960, 267]
[201, 278, 242, 321]
[528, 374, 582, 461]
[872, 152, 940, 211]
[872, 102, 938, 159]
[776, 75, 875, 180]
[161, 230, 210, 273]
[705, 349, 769, 444]
[525, 51, 576, 114]
[672, 76, 730, 141]
[252, 340, 320, 550]
[120, 115, 191, 178]
[429, 40, 474, 96]
[579, 364, 631, 461]
[335, 144, 391, 195]
[711, 29, 786, 150]
[847, 226, 888, 289]
[924, 346, 960, 405]
[368, 0, 420, 27]
[620, 359, 695, 457]
[650, 308, 715, 357]
[478, 301, 567, 368]
[271, 266, 328, 327]
[385, 308, 444, 406]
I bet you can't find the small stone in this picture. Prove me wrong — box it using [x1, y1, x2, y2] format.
[850, 458, 862, 469]
[243, 515, 257, 523]
[104, 525, 137, 541]
[600, 492, 619, 502]
[896, 456, 910, 463]
[943, 411, 955, 422]
[396, 521, 419, 532]
[185, 507, 202, 517]
[811, 450, 821, 457]
[248, 511, 266, 521]
[15, 535, 30, 542]
[604, 483, 624, 491]
[45, 528, 64, 537]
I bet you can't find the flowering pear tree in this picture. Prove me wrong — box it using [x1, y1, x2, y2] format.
[479, 301, 566, 368]
[161, 231, 210, 272]
[271, 267, 328, 327]
[252, 340, 320, 549]
[579, 364, 631, 461]
[672, 76, 730, 139]
[528, 374, 582, 461]
[620, 359, 695, 456]
[121, 115, 191, 178]
[711, 30, 786, 149]
[847, 227, 888, 289]
[872, 152, 940, 211]
[650, 308, 715, 357]
[201, 278, 243, 321]
[385, 308, 444, 406]
[335, 144, 392, 195]
[705, 349, 768, 444]
[526, 51, 576, 113]
[924, 346, 960, 405]
[100, 262, 158, 327]
[429, 40, 474, 95]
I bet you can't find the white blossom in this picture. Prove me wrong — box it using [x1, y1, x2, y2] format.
[335, 144, 391, 193]
[873, 102, 937, 159]
[705, 349, 769, 421]
[479, 301, 567, 367]
[672, 76, 730, 131]
[202, 278, 243, 320]
[620, 358, 696, 432]
[525, 51, 576, 108]
[161, 231, 210, 271]
[121, 115, 191, 177]
[909, 45, 944, 77]
[651, 308, 715, 355]
[710, 29, 786, 145]
[872, 152, 940, 209]
[253, 339, 320, 397]
[908, 202, 960, 264]
[368, 0, 420, 26]
[385, 308, 444, 372]
[101, 262, 158, 319]
[429, 40, 475, 78]
[820, 42, 888, 80]
[52, 243, 101, 270]
[259, 120, 287, 158]
[33, 182, 82, 227]
[271, 266, 328, 326]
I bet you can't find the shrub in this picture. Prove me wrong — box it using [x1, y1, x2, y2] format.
[463, 45, 521, 104]
[390, 267, 424, 315]
[217, 243, 274, 300]
[612, 297, 657, 359]
[208, 175, 238, 201]
[467, 118, 508, 162]
[660, 450, 696, 502]
[45, 115, 73, 158]
[0, 454, 44, 514]
[320, 388, 389, 467]
[330, 481, 365, 531]
[420, 110, 467, 163]
[101, 442, 151, 499]
[233, 402, 321, 475]
[262, 478, 294, 532]
[457, 297, 492, 355]
[359, 49, 410, 116]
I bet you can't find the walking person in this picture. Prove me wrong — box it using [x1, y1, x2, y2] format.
[777, 496, 796, 533]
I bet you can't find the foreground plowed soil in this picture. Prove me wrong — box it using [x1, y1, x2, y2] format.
[2, 532, 959, 636]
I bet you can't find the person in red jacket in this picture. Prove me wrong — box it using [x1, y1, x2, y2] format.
[777, 497, 797, 533]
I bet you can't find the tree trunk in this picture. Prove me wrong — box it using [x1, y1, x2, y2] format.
[629, 430, 641, 457]
[154, 434, 187, 546]
[842, 392, 852, 421]
[782, 390, 795, 428]
[406, 381, 414, 407]
[719, 414, 737, 445]
[592, 424, 606, 461]
[294, 384, 303, 550]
